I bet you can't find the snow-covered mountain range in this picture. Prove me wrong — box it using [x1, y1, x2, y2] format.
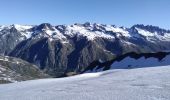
[0, 23, 170, 77]
[1, 23, 170, 44]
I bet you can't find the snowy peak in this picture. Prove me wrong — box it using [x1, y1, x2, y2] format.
[82, 22, 92, 27]
[36, 23, 54, 31]
[0, 25, 6, 31]
[63, 23, 115, 40]
[12, 24, 33, 31]
[132, 24, 170, 36]
[132, 24, 170, 33]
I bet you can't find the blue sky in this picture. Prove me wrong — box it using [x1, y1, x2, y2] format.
[0, 0, 170, 29]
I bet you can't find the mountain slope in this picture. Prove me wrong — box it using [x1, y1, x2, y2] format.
[0, 23, 170, 77]
[0, 65, 170, 100]
[84, 52, 170, 72]
[0, 56, 49, 84]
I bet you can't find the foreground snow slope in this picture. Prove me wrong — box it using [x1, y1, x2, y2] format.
[1, 66, 170, 100]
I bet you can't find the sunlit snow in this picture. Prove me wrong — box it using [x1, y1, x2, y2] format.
[1, 65, 170, 100]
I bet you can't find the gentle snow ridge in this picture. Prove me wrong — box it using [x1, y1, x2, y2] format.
[1, 65, 170, 100]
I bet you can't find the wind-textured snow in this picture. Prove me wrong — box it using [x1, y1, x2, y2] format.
[1, 65, 170, 100]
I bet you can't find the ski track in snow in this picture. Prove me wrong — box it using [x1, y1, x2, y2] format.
[1, 66, 170, 100]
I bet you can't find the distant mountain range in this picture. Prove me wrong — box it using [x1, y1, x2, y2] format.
[0, 23, 170, 77]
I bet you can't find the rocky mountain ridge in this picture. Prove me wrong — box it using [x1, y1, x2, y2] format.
[0, 55, 49, 84]
[0, 23, 170, 77]
[84, 52, 170, 72]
